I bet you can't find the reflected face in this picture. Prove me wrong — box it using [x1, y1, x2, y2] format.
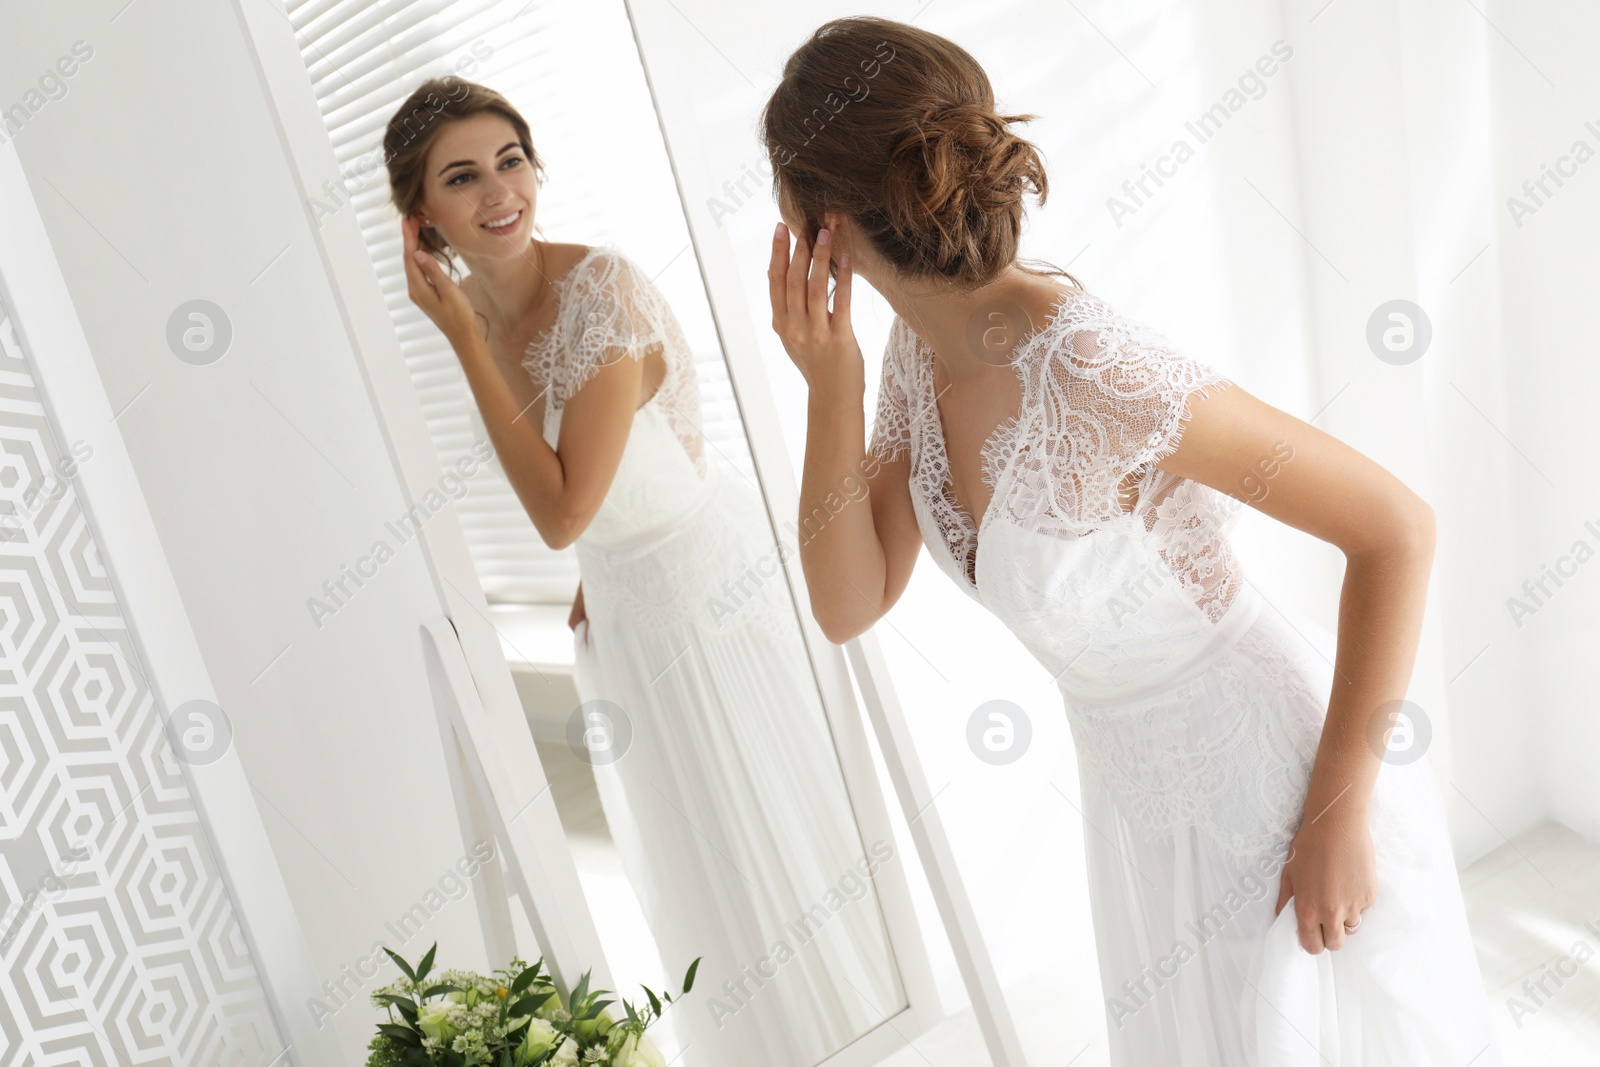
[416, 112, 538, 261]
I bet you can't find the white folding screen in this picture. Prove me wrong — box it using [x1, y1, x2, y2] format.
[0, 272, 285, 1067]
[0, 139, 342, 1067]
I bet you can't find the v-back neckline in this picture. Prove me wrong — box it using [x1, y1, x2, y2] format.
[902, 289, 1083, 588]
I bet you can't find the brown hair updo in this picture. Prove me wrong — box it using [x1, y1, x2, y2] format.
[383, 76, 549, 282]
[760, 16, 1077, 291]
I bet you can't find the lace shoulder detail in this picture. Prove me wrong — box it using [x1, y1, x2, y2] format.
[988, 287, 1236, 536]
[521, 243, 706, 475]
[520, 244, 671, 412]
[867, 321, 912, 464]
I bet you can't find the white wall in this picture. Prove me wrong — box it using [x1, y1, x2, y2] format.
[1484, 2, 1600, 843]
[642, 0, 1586, 999]
[0, 2, 506, 1061]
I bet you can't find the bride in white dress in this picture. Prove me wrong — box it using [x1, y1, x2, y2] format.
[388, 78, 901, 1066]
[764, 16, 1506, 1065]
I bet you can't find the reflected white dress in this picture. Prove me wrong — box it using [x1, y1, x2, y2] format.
[868, 289, 1505, 1065]
[525, 244, 902, 1067]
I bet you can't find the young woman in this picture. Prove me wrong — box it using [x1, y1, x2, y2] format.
[763, 17, 1504, 1065]
[384, 77, 902, 1066]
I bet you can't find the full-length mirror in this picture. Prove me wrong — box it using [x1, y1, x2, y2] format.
[287, 1, 907, 1064]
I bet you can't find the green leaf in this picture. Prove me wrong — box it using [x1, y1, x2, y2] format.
[416, 942, 438, 982]
[377, 1023, 420, 1047]
[682, 957, 701, 993]
[421, 983, 462, 1000]
[382, 946, 418, 984]
[644, 986, 661, 1016]
[571, 969, 591, 1006]
[511, 967, 537, 996]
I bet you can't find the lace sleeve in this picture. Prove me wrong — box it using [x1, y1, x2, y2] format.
[526, 248, 670, 409]
[867, 323, 911, 463]
[1015, 289, 1235, 531]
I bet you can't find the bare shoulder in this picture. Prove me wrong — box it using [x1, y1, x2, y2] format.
[545, 241, 600, 281]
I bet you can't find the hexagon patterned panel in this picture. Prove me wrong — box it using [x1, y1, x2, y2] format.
[0, 294, 284, 1064]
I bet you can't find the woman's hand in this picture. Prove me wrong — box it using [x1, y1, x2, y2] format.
[768, 221, 864, 393]
[567, 581, 586, 632]
[402, 215, 478, 348]
[1275, 808, 1378, 954]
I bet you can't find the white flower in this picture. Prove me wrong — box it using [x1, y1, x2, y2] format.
[515, 1018, 560, 1066]
[609, 1031, 667, 1067]
[415, 1003, 457, 1045]
[551, 1036, 581, 1066]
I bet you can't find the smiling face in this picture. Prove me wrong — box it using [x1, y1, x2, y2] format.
[415, 111, 539, 262]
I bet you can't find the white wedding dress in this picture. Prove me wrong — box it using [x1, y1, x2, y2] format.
[526, 244, 903, 1067]
[868, 289, 1506, 1065]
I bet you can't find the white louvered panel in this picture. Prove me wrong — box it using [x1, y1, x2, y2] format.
[286, 0, 759, 604]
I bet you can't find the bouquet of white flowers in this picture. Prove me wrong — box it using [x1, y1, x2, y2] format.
[364, 943, 699, 1067]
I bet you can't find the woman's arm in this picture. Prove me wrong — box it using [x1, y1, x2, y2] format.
[454, 324, 642, 551]
[1160, 383, 1435, 954]
[770, 222, 921, 643]
[403, 218, 643, 551]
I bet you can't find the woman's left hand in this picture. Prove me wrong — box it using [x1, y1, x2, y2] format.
[1275, 809, 1378, 953]
[402, 215, 478, 347]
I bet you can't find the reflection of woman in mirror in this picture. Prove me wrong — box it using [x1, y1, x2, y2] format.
[765, 16, 1504, 1065]
[381, 78, 901, 1066]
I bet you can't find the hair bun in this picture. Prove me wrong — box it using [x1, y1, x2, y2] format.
[762, 16, 1058, 288]
[883, 102, 1046, 267]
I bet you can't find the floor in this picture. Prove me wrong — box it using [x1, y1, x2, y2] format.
[535, 734, 1600, 1066]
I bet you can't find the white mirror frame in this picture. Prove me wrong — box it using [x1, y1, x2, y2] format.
[621, 2, 1027, 1064]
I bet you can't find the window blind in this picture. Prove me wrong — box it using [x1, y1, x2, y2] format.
[286, 0, 758, 605]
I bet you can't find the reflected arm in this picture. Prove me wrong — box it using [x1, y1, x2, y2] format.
[453, 328, 646, 551]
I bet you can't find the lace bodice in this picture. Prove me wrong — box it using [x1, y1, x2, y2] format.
[868, 287, 1246, 692]
[870, 289, 1335, 861]
[520, 243, 710, 549]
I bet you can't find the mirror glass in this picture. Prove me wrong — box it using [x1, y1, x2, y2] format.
[287, 1, 908, 1064]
